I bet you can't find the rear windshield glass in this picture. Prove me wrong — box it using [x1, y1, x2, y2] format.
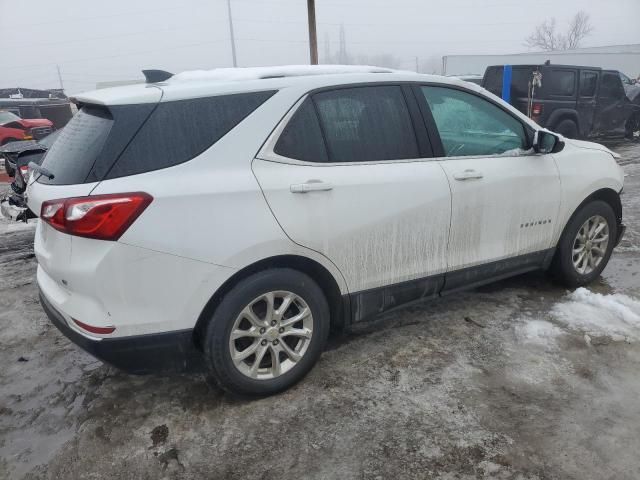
[38, 90, 275, 185]
[38, 129, 62, 149]
[39, 106, 113, 185]
[483, 67, 537, 99]
[0, 110, 22, 125]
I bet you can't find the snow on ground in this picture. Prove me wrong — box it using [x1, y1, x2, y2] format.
[515, 287, 640, 347]
[552, 287, 640, 342]
[0, 209, 37, 234]
[515, 318, 565, 346]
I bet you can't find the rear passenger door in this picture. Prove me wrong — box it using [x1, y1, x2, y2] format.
[577, 70, 599, 136]
[253, 84, 452, 301]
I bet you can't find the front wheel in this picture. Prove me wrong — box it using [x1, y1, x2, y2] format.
[550, 200, 617, 287]
[203, 268, 330, 396]
[626, 113, 640, 141]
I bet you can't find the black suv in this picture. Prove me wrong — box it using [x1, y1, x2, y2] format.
[483, 64, 640, 140]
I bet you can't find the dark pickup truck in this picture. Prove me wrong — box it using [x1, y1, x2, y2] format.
[482, 64, 640, 140]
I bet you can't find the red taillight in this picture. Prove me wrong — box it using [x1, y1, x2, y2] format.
[40, 192, 153, 241]
[72, 318, 115, 335]
[532, 103, 543, 116]
[19, 165, 28, 175]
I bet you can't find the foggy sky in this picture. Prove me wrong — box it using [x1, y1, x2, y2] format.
[1, 0, 638, 94]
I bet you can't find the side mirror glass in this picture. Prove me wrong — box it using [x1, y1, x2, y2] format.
[535, 131, 564, 154]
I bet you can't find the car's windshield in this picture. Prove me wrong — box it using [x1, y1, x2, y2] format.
[38, 129, 62, 148]
[0, 110, 21, 125]
[619, 72, 633, 85]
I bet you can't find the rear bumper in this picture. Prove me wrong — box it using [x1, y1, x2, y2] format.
[40, 290, 205, 374]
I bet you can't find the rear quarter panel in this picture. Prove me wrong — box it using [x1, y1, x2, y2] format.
[89, 88, 349, 295]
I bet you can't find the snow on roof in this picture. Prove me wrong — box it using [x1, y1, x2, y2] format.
[168, 65, 396, 84]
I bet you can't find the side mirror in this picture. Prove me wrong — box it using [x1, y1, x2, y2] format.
[534, 130, 564, 154]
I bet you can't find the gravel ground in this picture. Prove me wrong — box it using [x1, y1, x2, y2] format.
[0, 141, 639, 480]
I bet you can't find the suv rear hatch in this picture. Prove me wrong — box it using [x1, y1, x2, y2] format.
[483, 65, 542, 115]
[27, 86, 163, 315]
[27, 84, 276, 331]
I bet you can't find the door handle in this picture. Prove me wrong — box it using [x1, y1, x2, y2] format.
[453, 169, 484, 181]
[290, 180, 334, 193]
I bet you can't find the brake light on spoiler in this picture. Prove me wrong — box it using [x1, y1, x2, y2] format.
[41, 192, 153, 241]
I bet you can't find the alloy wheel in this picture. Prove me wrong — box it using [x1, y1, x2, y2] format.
[572, 215, 610, 275]
[229, 291, 314, 380]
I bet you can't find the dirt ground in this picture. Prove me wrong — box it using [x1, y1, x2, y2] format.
[1, 141, 639, 480]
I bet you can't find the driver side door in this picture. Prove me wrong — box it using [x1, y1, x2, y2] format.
[416, 85, 562, 291]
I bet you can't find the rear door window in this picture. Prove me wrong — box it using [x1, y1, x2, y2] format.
[108, 91, 275, 179]
[312, 86, 419, 162]
[274, 98, 328, 162]
[549, 70, 576, 96]
[580, 71, 598, 97]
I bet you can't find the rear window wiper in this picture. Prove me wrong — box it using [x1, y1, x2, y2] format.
[28, 162, 55, 180]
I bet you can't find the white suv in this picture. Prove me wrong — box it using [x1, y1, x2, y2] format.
[27, 66, 625, 396]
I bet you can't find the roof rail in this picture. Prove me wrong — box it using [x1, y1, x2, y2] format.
[168, 65, 397, 84]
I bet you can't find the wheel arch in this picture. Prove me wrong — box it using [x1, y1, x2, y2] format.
[548, 109, 580, 134]
[193, 255, 348, 350]
[555, 187, 622, 249]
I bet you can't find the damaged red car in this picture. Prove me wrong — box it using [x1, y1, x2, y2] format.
[0, 110, 54, 146]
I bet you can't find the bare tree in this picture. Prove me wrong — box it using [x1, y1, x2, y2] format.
[565, 11, 594, 49]
[525, 11, 594, 51]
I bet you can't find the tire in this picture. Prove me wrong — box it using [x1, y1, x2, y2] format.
[203, 268, 330, 396]
[550, 200, 617, 288]
[4, 161, 15, 178]
[626, 113, 640, 142]
[554, 119, 579, 139]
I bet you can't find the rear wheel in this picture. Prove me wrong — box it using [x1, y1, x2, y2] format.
[554, 119, 579, 139]
[203, 268, 330, 396]
[550, 200, 617, 287]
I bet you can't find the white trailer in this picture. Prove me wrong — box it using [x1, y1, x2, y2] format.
[443, 44, 640, 79]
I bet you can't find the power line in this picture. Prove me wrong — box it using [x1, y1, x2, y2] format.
[1, 39, 230, 71]
[10, 23, 222, 50]
[0, 6, 187, 31]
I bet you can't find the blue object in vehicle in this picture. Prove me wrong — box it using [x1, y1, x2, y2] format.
[502, 65, 512, 103]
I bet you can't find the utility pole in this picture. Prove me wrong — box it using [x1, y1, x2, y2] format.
[415, 56, 419, 73]
[339, 24, 347, 64]
[56, 64, 65, 91]
[307, 0, 318, 65]
[226, 0, 238, 67]
[324, 33, 331, 64]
